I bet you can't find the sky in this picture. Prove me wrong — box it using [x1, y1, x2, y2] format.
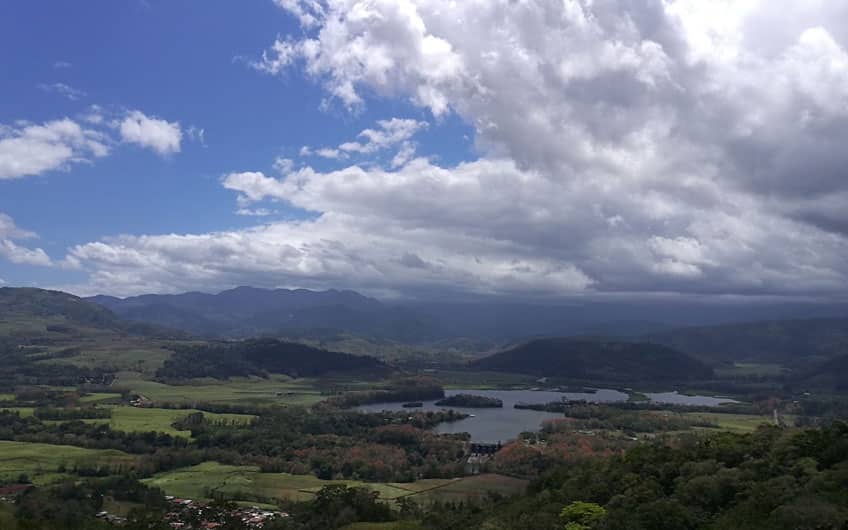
[0, 0, 847, 302]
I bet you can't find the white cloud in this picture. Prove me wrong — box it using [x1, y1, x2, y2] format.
[0, 118, 109, 180]
[119, 110, 183, 156]
[301, 117, 427, 164]
[38, 82, 87, 101]
[53, 61, 72, 69]
[64, 0, 848, 298]
[0, 213, 53, 267]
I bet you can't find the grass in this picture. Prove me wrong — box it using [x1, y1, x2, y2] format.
[114, 375, 325, 407]
[714, 362, 789, 378]
[408, 474, 528, 504]
[40, 343, 173, 375]
[433, 370, 538, 390]
[3, 405, 253, 438]
[684, 412, 774, 433]
[103, 406, 255, 437]
[0, 408, 34, 417]
[0, 440, 136, 484]
[143, 462, 527, 506]
[0, 504, 19, 530]
[79, 392, 123, 404]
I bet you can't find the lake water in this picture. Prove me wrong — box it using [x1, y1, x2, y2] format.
[357, 388, 737, 443]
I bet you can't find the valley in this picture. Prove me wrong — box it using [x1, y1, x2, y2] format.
[0, 287, 846, 529]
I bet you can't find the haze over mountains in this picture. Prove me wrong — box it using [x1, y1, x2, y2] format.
[87, 286, 848, 345]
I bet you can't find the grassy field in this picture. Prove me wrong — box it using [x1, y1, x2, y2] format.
[79, 392, 123, 404]
[432, 370, 538, 390]
[104, 406, 255, 437]
[0, 407, 34, 417]
[114, 375, 326, 407]
[0, 504, 18, 530]
[0, 440, 136, 485]
[714, 362, 789, 378]
[40, 341, 174, 375]
[684, 412, 775, 433]
[143, 462, 527, 506]
[1, 405, 253, 437]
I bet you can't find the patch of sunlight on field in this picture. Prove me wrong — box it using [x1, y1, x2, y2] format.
[103, 406, 255, 437]
[115, 375, 325, 407]
[684, 412, 774, 433]
[0, 440, 136, 484]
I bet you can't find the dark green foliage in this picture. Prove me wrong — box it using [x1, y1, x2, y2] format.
[645, 318, 848, 365]
[435, 394, 504, 408]
[156, 338, 389, 380]
[327, 376, 446, 407]
[416, 423, 848, 530]
[796, 353, 848, 392]
[472, 338, 712, 382]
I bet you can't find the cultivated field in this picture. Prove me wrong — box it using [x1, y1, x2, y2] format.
[114, 375, 326, 407]
[143, 462, 527, 506]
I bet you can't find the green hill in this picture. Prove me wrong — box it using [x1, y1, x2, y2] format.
[796, 354, 848, 392]
[471, 338, 713, 383]
[0, 287, 178, 342]
[644, 318, 848, 365]
[156, 338, 391, 380]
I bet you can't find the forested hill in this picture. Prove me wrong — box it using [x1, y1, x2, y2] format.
[89, 286, 436, 340]
[156, 338, 391, 380]
[471, 338, 713, 383]
[0, 287, 174, 339]
[643, 318, 848, 365]
[796, 353, 848, 392]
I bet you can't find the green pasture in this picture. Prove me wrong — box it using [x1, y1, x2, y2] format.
[684, 412, 774, 433]
[115, 375, 325, 407]
[714, 362, 789, 378]
[0, 440, 136, 484]
[79, 392, 123, 404]
[103, 406, 255, 437]
[144, 462, 526, 506]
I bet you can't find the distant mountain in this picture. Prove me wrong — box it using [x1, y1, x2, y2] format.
[471, 338, 713, 383]
[644, 318, 848, 366]
[87, 287, 848, 348]
[0, 287, 173, 339]
[156, 338, 390, 380]
[88, 286, 435, 340]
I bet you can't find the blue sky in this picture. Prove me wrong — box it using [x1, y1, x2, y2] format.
[1, 0, 846, 301]
[0, 0, 474, 292]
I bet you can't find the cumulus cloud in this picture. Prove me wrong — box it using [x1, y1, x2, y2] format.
[66, 0, 848, 298]
[119, 110, 183, 155]
[0, 118, 109, 180]
[0, 213, 52, 267]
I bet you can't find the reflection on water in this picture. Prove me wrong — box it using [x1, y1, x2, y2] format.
[357, 388, 737, 443]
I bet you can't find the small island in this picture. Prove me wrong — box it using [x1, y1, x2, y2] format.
[435, 393, 504, 408]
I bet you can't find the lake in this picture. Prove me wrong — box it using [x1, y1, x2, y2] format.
[357, 388, 737, 443]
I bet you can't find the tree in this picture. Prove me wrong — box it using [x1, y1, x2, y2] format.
[560, 501, 607, 530]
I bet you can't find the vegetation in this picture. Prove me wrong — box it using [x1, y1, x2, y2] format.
[645, 317, 848, 365]
[157, 338, 390, 380]
[435, 394, 503, 408]
[472, 339, 713, 383]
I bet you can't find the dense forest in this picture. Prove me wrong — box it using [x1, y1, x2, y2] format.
[156, 339, 390, 380]
[472, 339, 713, 382]
[8, 423, 848, 529]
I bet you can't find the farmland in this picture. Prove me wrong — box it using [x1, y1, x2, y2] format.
[143, 462, 527, 506]
[0, 441, 136, 485]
